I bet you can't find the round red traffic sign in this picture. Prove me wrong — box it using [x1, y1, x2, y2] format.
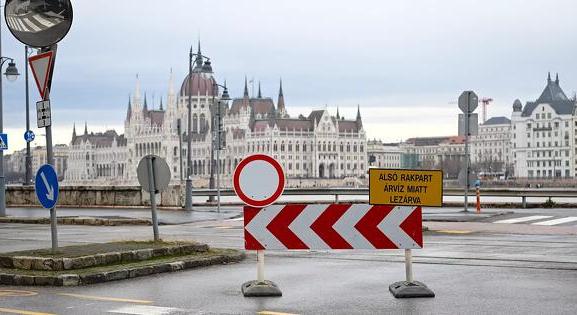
[233, 154, 285, 207]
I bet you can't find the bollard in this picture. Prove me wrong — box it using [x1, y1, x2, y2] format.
[335, 194, 339, 204]
[476, 186, 481, 213]
[522, 196, 527, 208]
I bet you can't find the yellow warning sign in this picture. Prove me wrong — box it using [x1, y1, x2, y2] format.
[369, 168, 443, 207]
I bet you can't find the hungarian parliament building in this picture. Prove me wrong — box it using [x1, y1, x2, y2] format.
[63, 45, 368, 186]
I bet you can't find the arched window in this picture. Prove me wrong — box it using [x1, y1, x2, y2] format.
[199, 114, 206, 132]
[193, 114, 198, 133]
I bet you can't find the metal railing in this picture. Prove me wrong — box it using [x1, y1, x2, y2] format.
[190, 187, 577, 207]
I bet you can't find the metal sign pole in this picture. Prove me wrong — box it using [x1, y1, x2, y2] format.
[464, 101, 469, 213]
[216, 104, 221, 214]
[43, 45, 58, 251]
[146, 156, 160, 241]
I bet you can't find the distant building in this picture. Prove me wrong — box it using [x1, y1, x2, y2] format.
[367, 140, 402, 169]
[64, 43, 367, 186]
[470, 116, 512, 176]
[511, 73, 576, 178]
[4, 145, 68, 183]
[399, 136, 465, 178]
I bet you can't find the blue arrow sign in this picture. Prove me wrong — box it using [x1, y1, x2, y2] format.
[35, 164, 59, 209]
[24, 130, 35, 142]
[0, 133, 7, 151]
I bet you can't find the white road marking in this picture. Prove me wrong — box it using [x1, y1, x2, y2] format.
[108, 305, 181, 315]
[494, 215, 552, 224]
[532, 217, 577, 226]
[22, 18, 42, 32]
[15, 18, 30, 32]
[226, 217, 244, 221]
[7, 17, 20, 31]
[32, 14, 55, 27]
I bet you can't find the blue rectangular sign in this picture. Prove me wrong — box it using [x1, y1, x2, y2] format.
[0, 133, 7, 151]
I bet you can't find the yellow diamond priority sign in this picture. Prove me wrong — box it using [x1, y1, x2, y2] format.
[369, 169, 443, 207]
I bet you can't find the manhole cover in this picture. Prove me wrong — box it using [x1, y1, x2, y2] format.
[0, 290, 38, 297]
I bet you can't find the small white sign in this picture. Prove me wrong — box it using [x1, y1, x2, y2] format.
[36, 100, 52, 128]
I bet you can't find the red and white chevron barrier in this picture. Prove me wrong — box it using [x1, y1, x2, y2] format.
[244, 204, 422, 250]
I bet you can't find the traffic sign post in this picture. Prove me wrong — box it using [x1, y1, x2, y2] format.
[0, 133, 7, 151]
[366, 169, 439, 298]
[137, 155, 171, 242]
[24, 130, 35, 142]
[234, 154, 285, 297]
[5, 0, 73, 253]
[35, 165, 59, 251]
[458, 91, 479, 213]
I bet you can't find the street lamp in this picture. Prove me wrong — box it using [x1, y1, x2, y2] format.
[210, 80, 230, 213]
[184, 47, 217, 211]
[0, 55, 20, 217]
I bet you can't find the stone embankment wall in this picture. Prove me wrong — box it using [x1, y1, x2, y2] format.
[6, 185, 183, 208]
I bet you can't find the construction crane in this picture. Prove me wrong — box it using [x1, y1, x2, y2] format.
[480, 97, 493, 123]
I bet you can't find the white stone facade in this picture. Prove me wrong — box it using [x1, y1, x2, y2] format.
[367, 140, 402, 169]
[470, 117, 512, 175]
[511, 74, 576, 178]
[63, 45, 366, 186]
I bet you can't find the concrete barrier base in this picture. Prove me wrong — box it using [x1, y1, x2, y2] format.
[389, 281, 435, 298]
[241, 280, 282, 297]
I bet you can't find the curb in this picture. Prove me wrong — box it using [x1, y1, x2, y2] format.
[0, 251, 245, 286]
[0, 243, 208, 271]
[0, 216, 151, 226]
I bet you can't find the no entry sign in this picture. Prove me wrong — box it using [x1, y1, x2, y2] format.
[233, 154, 285, 207]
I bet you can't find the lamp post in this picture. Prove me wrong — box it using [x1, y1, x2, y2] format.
[0, 28, 20, 217]
[184, 47, 194, 210]
[211, 81, 230, 213]
[184, 46, 216, 210]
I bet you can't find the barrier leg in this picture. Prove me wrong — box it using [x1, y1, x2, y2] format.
[389, 249, 435, 298]
[257, 250, 265, 282]
[405, 249, 413, 283]
[241, 250, 282, 297]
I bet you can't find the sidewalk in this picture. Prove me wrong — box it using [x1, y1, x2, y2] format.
[4, 206, 241, 225]
[2, 206, 510, 224]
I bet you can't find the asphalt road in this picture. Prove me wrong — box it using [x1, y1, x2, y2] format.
[1, 207, 577, 314]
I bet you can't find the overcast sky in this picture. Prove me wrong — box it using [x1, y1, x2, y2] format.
[1, 0, 576, 153]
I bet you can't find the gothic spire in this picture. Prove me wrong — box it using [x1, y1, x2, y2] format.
[336, 107, 340, 119]
[143, 92, 148, 112]
[195, 41, 203, 69]
[126, 94, 132, 121]
[160, 97, 163, 111]
[84, 121, 88, 135]
[72, 122, 76, 139]
[555, 73, 559, 85]
[356, 105, 362, 127]
[258, 81, 262, 98]
[547, 72, 551, 83]
[277, 78, 286, 115]
[244, 76, 249, 98]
